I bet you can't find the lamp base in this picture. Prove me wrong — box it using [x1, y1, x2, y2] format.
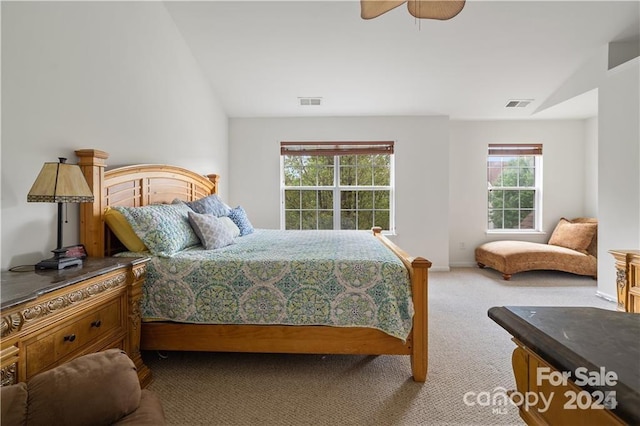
[35, 256, 83, 270]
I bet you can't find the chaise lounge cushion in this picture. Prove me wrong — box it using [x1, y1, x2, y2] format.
[475, 218, 598, 280]
[547, 217, 597, 253]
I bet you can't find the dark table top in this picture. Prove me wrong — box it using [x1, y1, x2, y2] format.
[488, 306, 640, 424]
[1, 257, 148, 310]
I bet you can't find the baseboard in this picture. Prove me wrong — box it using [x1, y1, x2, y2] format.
[429, 266, 451, 272]
[595, 291, 617, 304]
[448, 262, 478, 268]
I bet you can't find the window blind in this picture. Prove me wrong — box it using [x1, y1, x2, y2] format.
[488, 144, 542, 156]
[280, 141, 394, 156]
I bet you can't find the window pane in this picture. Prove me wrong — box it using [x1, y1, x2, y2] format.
[358, 191, 373, 209]
[318, 165, 334, 186]
[285, 211, 300, 230]
[301, 190, 317, 209]
[301, 165, 317, 186]
[520, 168, 534, 186]
[520, 190, 534, 209]
[357, 166, 373, 185]
[488, 209, 503, 229]
[340, 166, 356, 186]
[358, 211, 373, 230]
[373, 166, 390, 185]
[301, 211, 317, 230]
[341, 211, 356, 230]
[318, 211, 333, 229]
[520, 210, 535, 229]
[488, 165, 502, 186]
[501, 165, 520, 186]
[284, 157, 301, 186]
[488, 190, 504, 209]
[285, 190, 300, 210]
[374, 191, 389, 209]
[520, 156, 534, 167]
[375, 210, 389, 230]
[318, 190, 333, 209]
[341, 191, 356, 210]
[503, 210, 520, 229]
[373, 154, 389, 167]
[503, 190, 520, 209]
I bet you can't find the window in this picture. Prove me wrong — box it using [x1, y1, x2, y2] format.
[281, 141, 394, 231]
[487, 144, 543, 231]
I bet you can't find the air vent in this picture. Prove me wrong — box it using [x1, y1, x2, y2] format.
[506, 99, 534, 108]
[299, 97, 322, 106]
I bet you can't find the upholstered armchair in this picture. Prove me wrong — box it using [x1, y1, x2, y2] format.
[1, 349, 165, 426]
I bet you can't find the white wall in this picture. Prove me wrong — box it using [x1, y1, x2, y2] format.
[597, 58, 640, 300]
[584, 116, 599, 218]
[449, 120, 594, 266]
[228, 116, 451, 271]
[1, 2, 228, 270]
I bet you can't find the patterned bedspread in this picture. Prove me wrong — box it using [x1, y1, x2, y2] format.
[131, 230, 413, 340]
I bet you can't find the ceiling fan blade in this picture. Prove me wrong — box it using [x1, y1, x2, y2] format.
[360, 0, 407, 19]
[407, 0, 466, 20]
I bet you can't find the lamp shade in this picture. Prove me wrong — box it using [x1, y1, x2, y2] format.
[27, 158, 94, 203]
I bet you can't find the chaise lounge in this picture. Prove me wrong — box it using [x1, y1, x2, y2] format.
[475, 217, 598, 280]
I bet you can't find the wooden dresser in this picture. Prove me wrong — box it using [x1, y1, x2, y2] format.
[0, 257, 151, 387]
[489, 306, 639, 425]
[609, 249, 640, 312]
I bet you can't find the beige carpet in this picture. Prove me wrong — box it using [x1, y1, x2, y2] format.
[144, 267, 614, 425]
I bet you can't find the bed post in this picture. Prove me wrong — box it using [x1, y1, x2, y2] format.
[206, 174, 220, 194]
[372, 227, 431, 382]
[409, 256, 431, 382]
[75, 149, 109, 257]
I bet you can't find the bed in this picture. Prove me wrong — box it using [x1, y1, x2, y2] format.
[75, 149, 431, 382]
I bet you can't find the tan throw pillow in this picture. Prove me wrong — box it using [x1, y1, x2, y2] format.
[548, 218, 597, 253]
[104, 207, 148, 252]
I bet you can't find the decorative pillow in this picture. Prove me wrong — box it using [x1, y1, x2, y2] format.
[185, 194, 231, 217]
[104, 208, 148, 252]
[228, 206, 254, 236]
[219, 216, 241, 238]
[188, 211, 235, 250]
[114, 203, 199, 256]
[548, 218, 597, 253]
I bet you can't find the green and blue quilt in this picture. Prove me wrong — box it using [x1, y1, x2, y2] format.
[131, 230, 413, 340]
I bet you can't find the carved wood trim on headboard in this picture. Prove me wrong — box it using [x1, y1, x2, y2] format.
[75, 149, 219, 257]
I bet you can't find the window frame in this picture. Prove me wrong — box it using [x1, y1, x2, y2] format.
[486, 143, 543, 233]
[280, 141, 395, 233]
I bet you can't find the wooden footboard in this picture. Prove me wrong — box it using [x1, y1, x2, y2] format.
[76, 149, 431, 382]
[373, 227, 431, 381]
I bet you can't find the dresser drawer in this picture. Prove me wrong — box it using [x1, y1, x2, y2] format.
[54, 299, 123, 359]
[24, 298, 124, 379]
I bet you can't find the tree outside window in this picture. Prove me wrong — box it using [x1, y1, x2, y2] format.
[281, 142, 394, 231]
[487, 144, 542, 231]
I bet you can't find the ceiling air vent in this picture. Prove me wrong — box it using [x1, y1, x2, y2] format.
[506, 99, 533, 108]
[299, 97, 322, 106]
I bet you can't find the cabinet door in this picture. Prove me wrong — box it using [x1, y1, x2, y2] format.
[513, 345, 624, 425]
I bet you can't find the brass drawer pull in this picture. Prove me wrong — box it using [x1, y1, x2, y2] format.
[63, 334, 76, 342]
[91, 320, 102, 328]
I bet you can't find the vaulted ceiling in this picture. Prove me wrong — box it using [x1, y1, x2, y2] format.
[165, 1, 639, 120]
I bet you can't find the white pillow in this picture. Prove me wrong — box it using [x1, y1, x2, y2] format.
[219, 216, 241, 238]
[187, 211, 235, 250]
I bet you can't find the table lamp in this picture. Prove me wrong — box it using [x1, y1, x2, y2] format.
[27, 157, 95, 269]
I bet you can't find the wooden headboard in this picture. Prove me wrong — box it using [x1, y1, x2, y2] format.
[76, 149, 219, 257]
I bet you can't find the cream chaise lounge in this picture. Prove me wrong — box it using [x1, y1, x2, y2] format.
[475, 218, 598, 281]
